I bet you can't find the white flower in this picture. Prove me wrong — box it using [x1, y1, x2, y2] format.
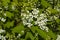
[56, 35, 60, 40]
[40, 14, 44, 17]
[21, 13, 27, 17]
[40, 26, 45, 30]
[22, 20, 27, 25]
[0, 35, 6, 40]
[38, 20, 46, 26]
[1, 18, 6, 22]
[40, 14, 47, 17]
[26, 10, 29, 13]
[18, 34, 21, 36]
[43, 18, 48, 22]
[32, 8, 39, 15]
[24, 15, 30, 19]
[17, 34, 21, 38]
[33, 15, 37, 18]
[35, 21, 38, 25]
[21, 8, 49, 32]
[33, 14, 38, 18]
[37, 17, 42, 21]
[28, 18, 33, 22]
[29, 13, 33, 18]
[2, 37, 6, 40]
[0, 29, 5, 33]
[27, 23, 32, 28]
[39, 26, 49, 32]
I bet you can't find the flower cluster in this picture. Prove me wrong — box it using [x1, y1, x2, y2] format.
[21, 8, 49, 32]
[0, 35, 6, 40]
[0, 29, 6, 40]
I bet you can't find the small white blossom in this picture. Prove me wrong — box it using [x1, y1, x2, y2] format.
[26, 23, 32, 28]
[2, 37, 6, 40]
[17, 34, 21, 38]
[28, 23, 33, 28]
[0, 35, 6, 40]
[32, 8, 39, 15]
[1, 18, 6, 22]
[28, 18, 33, 22]
[26, 15, 29, 19]
[40, 14, 44, 16]
[21, 13, 27, 17]
[22, 20, 27, 25]
[27, 10, 29, 13]
[0, 29, 5, 33]
[18, 34, 21, 36]
[33, 15, 38, 18]
[40, 26, 45, 30]
[43, 18, 48, 22]
[56, 35, 60, 40]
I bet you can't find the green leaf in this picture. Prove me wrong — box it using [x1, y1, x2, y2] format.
[56, 19, 60, 24]
[57, 25, 60, 30]
[4, 21, 14, 28]
[49, 9, 58, 14]
[31, 26, 57, 40]
[31, 26, 50, 40]
[37, 29, 50, 40]
[2, 0, 10, 6]
[31, 26, 38, 33]
[47, 7, 58, 15]
[41, 0, 51, 8]
[12, 23, 24, 34]
[46, 29, 57, 40]
[6, 11, 14, 18]
[25, 32, 34, 40]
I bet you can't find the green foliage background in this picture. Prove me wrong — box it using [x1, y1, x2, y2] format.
[0, 0, 60, 40]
